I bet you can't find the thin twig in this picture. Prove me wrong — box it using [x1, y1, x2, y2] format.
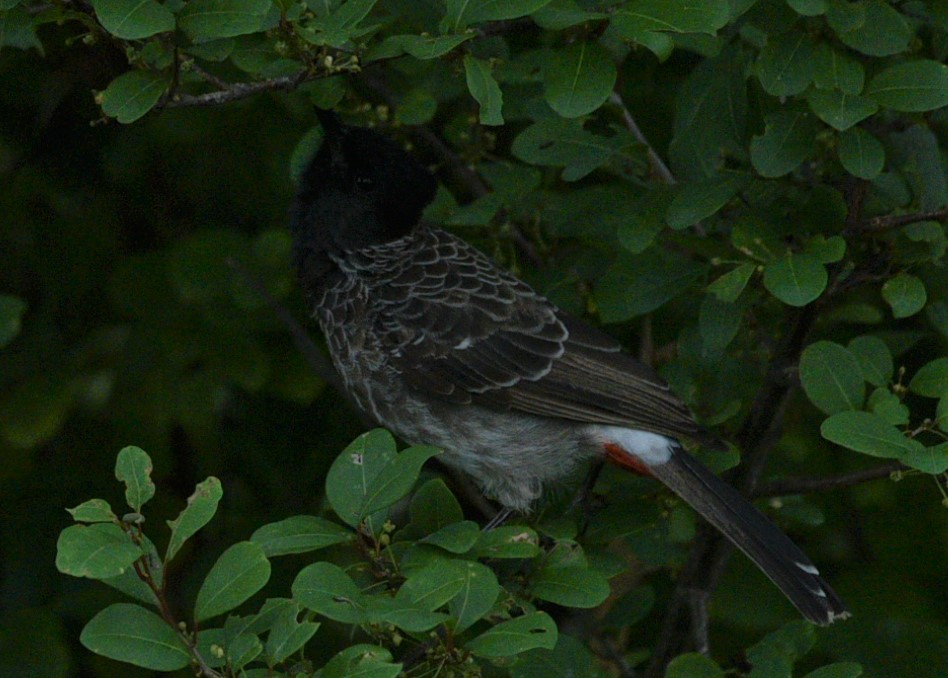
[862, 207, 948, 233]
[161, 72, 311, 109]
[753, 462, 907, 498]
[609, 91, 676, 186]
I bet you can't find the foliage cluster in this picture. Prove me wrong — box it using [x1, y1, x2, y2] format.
[0, 0, 946, 676]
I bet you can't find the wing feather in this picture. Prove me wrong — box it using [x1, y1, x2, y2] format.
[371, 228, 720, 448]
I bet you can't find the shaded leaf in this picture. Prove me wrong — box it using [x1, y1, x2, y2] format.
[821, 411, 922, 459]
[464, 55, 503, 125]
[762, 252, 827, 306]
[100, 70, 167, 124]
[56, 523, 142, 580]
[114, 446, 155, 513]
[195, 542, 271, 623]
[544, 41, 616, 118]
[250, 515, 353, 557]
[81, 604, 190, 671]
[466, 612, 558, 657]
[882, 273, 926, 319]
[166, 477, 223, 561]
[799, 341, 865, 414]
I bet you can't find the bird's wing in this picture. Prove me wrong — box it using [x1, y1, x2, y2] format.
[377, 229, 719, 448]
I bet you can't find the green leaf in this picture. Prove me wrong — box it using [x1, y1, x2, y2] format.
[666, 652, 725, 678]
[364, 597, 449, 633]
[80, 604, 190, 671]
[807, 90, 877, 131]
[510, 632, 605, 678]
[910, 358, 948, 398]
[449, 561, 501, 632]
[787, 0, 827, 16]
[665, 176, 746, 230]
[543, 41, 616, 118]
[473, 525, 541, 559]
[757, 30, 816, 97]
[420, 521, 481, 554]
[615, 188, 670, 253]
[90, 0, 174, 39]
[0, 294, 26, 348]
[762, 252, 827, 306]
[803, 662, 864, 678]
[326, 429, 397, 529]
[360, 444, 440, 520]
[596, 249, 706, 323]
[100, 70, 167, 124]
[882, 273, 926, 319]
[179, 0, 272, 42]
[293, 561, 368, 623]
[821, 411, 922, 459]
[611, 0, 730, 40]
[750, 111, 818, 178]
[532, 1, 606, 30]
[321, 644, 401, 678]
[113, 447, 155, 513]
[397, 560, 468, 611]
[708, 263, 755, 303]
[747, 620, 815, 677]
[812, 43, 864, 94]
[866, 60, 948, 112]
[444, 0, 553, 31]
[264, 602, 319, 665]
[56, 523, 142, 579]
[868, 387, 909, 427]
[512, 117, 637, 181]
[837, 127, 885, 180]
[799, 340, 865, 414]
[195, 542, 271, 623]
[836, 0, 912, 57]
[902, 443, 948, 475]
[0, 7, 42, 52]
[699, 296, 742, 354]
[669, 43, 747, 179]
[250, 515, 353, 557]
[408, 478, 464, 535]
[367, 33, 473, 61]
[465, 612, 558, 658]
[165, 476, 223, 561]
[464, 55, 503, 126]
[804, 235, 846, 264]
[532, 565, 610, 608]
[847, 336, 893, 387]
[67, 499, 117, 524]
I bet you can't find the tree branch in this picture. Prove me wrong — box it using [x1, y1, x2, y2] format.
[862, 207, 948, 233]
[161, 71, 312, 109]
[609, 91, 677, 186]
[753, 462, 908, 498]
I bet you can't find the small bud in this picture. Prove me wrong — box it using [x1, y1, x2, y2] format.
[324, 55, 334, 69]
[211, 644, 225, 659]
[379, 533, 390, 546]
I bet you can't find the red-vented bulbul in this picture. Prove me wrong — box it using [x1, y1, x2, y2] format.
[290, 111, 849, 625]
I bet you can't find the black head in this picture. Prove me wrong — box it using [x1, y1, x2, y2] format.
[290, 111, 437, 261]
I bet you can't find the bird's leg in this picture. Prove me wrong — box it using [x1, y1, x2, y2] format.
[574, 459, 605, 536]
[484, 507, 514, 531]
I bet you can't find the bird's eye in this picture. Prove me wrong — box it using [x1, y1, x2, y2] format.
[355, 175, 374, 189]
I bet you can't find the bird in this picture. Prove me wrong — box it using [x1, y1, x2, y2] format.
[289, 109, 849, 626]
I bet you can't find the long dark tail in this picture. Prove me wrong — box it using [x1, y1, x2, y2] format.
[648, 447, 850, 625]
